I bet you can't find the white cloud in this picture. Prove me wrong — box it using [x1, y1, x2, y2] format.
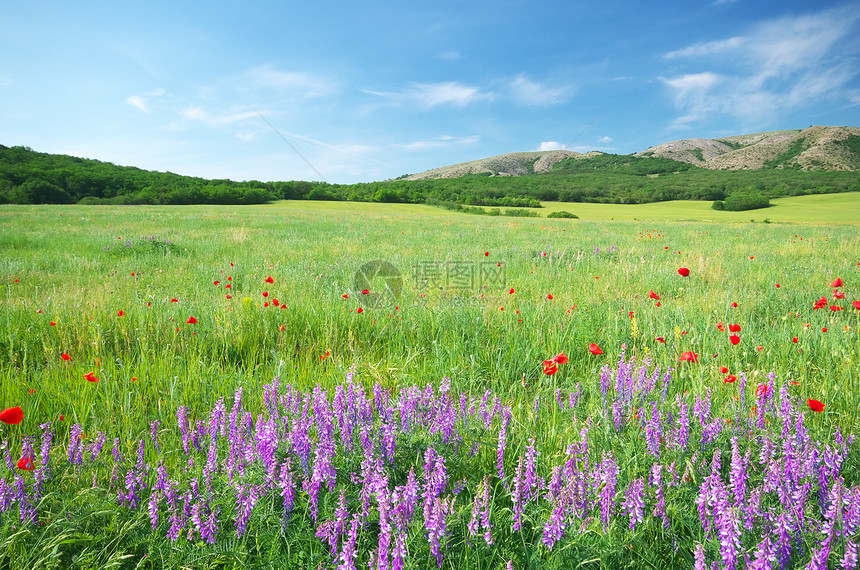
[242, 65, 334, 98]
[437, 51, 461, 61]
[537, 141, 567, 151]
[597, 136, 613, 143]
[660, 5, 860, 128]
[180, 106, 260, 126]
[664, 37, 745, 59]
[126, 88, 169, 114]
[507, 74, 572, 106]
[126, 95, 149, 113]
[364, 81, 488, 109]
[395, 134, 480, 151]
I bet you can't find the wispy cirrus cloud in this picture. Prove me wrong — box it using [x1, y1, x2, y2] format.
[394, 134, 480, 151]
[241, 65, 335, 98]
[660, 5, 860, 129]
[180, 106, 260, 127]
[125, 88, 168, 113]
[364, 74, 573, 111]
[506, 74, 573, 107]
[363, 81, 488, 109]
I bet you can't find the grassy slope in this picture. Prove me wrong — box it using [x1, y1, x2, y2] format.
[268, 192, 860, 224]
[540, 192, 860, 223]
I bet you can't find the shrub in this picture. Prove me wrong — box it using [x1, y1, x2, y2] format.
[723, 189, 770, 211]
[546, 210, 579, 219]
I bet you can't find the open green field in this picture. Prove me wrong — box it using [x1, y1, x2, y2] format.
[1, 199, 859, 569]
[263, 191, 860, 224]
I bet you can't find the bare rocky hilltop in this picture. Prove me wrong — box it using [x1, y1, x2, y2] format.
[637, 125, 860, 170]
[401, 150, 583, 180]
[402, 126, 859, 180]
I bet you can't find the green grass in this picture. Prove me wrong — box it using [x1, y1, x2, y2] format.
[2, 199, 858, 429]
[1, 200, 859, 568]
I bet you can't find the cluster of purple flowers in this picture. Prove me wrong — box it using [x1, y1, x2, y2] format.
[0, 357, 857, 568]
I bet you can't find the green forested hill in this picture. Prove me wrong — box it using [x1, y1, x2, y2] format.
[0, 145, 323, 205]
[2, 143, 858, 207]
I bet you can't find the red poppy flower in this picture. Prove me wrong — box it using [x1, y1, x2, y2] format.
[361, 289, 369, 295]
[731, 302, 738, 307]
[716, 322, 726, 332]
[49, 321, 56, 326]
[792, 337, 799, 343]
[509, 288, 515, 294]
[821, 327, 827, 332]
[807, 398, 825, 412]
[262, 291, 269, 297]
[225, 284, 232, 289]
[484, 251, 489, 257]
[60, 353, 71, 361]
[679, 351, 699, 363]
[357, 307, 363, 313]
[755, 384, 769, 397]
[170, 298, 178, 303]
[756, 345, 763, 352]
[117, 310, 125, 317]
[279, 324, 285, 331]
[342, 294, 349, 299]
[588, 343, 603, 355]
[833, 290, 845, 299]
[830, 277, 843, 288]
[724, 375, 737, 384]
[655, 301, 661, 307]
[226, 294, 232, 299]
[728, 324, 741, 333]
[16, 456, 34, 471]
[546, 294, 553, 300]
[186, 316, 197, 324]
[853, 301, 860, 310]
[272, 299, 280, 306]
[543, 360, 558, 375]
[719, 366, 729, 374]
[655, 336, 665, 343]
[649, 290, 660, 300]
[552, 352, 569, 364]
[775, 283, 780, 288]
[84, 371, 99, 383]
[830, 306, 844, 312]
[0, 406, 24, 425]
[265, 276, 274, 284]
[677, 268, 690, 277]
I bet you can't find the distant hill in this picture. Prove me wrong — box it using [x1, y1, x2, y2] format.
[401, 150, 583, 180]
[636, 126, 860, 171]
[2, 125, 859, 207]
[403, 126, 860, 180]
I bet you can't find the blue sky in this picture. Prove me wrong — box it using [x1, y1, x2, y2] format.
[2, 1, 859, 184]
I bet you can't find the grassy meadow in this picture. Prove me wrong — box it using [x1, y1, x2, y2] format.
[1, 195, 859, 569]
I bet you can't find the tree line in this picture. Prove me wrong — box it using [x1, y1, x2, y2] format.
[2, 144, 858, 209]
